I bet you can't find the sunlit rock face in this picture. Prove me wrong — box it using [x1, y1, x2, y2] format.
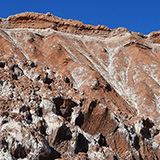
[0, 12, 160, 159]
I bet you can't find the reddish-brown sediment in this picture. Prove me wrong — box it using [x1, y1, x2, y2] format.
[0, 12, 160, 159]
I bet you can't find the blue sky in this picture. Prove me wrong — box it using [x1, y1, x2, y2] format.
[1, 0, 160, 34]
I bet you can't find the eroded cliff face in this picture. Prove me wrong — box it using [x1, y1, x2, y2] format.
[0, 12, 160, 160]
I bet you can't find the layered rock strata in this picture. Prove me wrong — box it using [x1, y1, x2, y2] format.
[0, 12, 160, 159]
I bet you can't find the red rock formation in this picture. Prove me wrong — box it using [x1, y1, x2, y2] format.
[0, 12, 160, 159]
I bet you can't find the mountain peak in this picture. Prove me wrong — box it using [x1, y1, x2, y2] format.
[0, 12, 160, 159]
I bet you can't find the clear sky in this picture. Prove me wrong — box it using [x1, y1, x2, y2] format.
[1, 0, 160, 35]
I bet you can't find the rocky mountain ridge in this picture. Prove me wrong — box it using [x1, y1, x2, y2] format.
[0, 12, 160, 159]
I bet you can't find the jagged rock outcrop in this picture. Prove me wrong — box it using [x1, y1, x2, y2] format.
[0, 12, 160, 159]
